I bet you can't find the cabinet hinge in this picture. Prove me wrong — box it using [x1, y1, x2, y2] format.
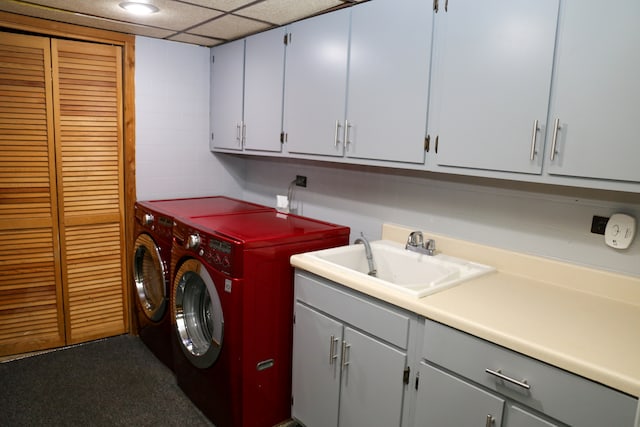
[424, 135, 430, 152]
[403, 366, 410, 385]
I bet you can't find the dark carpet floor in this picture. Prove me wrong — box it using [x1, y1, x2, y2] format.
[0, 334, 214, 426]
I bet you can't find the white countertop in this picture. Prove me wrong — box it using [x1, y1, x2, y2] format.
[290, 223, 640, 398]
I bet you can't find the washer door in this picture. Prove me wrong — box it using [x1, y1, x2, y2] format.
[133, 234, 167, 322]
[173, 259, 224, 369]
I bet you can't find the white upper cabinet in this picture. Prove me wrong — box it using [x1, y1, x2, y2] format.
[283, 8, 350, 157]
[243, 27, 286, 152]
[427, 0, 559, 174]
[345, 0, 432, 164]
[284, 0, 433, 164]
[210, 39, 244, 151]
[545, 0, 640, 182]
[210, 27, 285, 153]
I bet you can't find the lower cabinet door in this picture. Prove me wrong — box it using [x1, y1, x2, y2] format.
[291, 303, 342, 427]
[414, 362, 505, 427]
[339, 327, 407, 427]
[507, 405, 559, 427]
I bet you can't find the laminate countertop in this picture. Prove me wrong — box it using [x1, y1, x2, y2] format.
[290, 223, 640, 398]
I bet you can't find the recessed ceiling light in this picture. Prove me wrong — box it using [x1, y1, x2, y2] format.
[119, 2, 159, 15]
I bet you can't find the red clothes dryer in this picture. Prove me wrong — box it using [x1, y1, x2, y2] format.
[132, 196, 272, 371]
[170, 211, 349, 427]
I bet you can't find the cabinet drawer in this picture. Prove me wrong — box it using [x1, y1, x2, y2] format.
[422, 319, 638, 427]
[295, 271, 410, 349]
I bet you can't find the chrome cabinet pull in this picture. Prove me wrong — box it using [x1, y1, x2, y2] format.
[241, 121, 246, 146]
[485, 368, 531, 390]
[341, 341, 351, 369]
[236, 123, 241, 143]
[530, 119, 539, 161]
[334, 120, 342, 147]
[485, 414, 494, 427]
[329, 335, 339, 365]
[344, 120, 352, 150]
[550, 118, 560, 161]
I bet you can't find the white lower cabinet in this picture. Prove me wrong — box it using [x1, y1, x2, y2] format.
[291, 271, 639, 427]
[292, 272, 413, 427]
[417, 319, 638, 427]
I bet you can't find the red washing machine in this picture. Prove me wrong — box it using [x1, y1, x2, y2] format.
[132, 196, 272, 371]
[170, 211, 350, 427]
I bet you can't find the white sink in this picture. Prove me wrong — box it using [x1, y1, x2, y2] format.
[309, 240, 494, 297]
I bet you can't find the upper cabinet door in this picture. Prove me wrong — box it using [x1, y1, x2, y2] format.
[546, 0, 640, 182]
[428, 0, 559, 174]
[244, 27, 286, 152]
[210, 39, 244, 151]
[345, 0, 432, 164]
[283, 9, 350, 157]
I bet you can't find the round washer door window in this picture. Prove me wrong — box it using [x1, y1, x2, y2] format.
[133, 234, 167, 322]
[173, 259, 224, 369]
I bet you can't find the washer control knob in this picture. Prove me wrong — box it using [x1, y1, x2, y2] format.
[186, 234, 201, 250]
[142, 213, 154, 226]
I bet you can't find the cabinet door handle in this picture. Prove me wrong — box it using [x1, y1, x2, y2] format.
[485, 414, 495, 427]
[485, 368, 531, 390]
[550, 118, 561, 161]
[341, 341, 351, 369]
[236, 123, 241, 143]
[529, 119, 539, 161]
[329, 335, 338, 365]
[344, 120, 352, 150]
[241, 121, 246, 146]
[334, 120, 342, 147]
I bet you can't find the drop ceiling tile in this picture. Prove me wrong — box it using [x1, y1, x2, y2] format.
[11, 0, 223, 32]
[190, 14, 271, 41]
[235, 0, 343, 25]
[167, 33, 225, 47]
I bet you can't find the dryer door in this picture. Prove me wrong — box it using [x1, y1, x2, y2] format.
[173, 259, 224, 369]
[133, 234, 167, 322]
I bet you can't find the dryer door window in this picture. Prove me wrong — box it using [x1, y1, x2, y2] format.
[133, 234, 167, 322]
[174, 261, 224, 369]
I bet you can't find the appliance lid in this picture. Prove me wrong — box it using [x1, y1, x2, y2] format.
[138, 196, 272, 218]
[189, 211, 349, 248]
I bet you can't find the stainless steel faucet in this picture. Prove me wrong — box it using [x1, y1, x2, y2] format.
[354, 232, 377, 277]
[405, 231, 436, 256]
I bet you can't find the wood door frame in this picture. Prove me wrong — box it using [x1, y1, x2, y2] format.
[0, 11, 136, 333]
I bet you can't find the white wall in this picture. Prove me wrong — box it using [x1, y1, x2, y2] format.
[135, 36, 244, 200]
[241, 156, 640, 277]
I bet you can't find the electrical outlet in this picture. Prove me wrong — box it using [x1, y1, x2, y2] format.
[295, 175, 307, 187]
[591, 215, 609, 235]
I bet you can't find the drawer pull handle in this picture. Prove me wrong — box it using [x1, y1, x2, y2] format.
[485, 368, 530, 390]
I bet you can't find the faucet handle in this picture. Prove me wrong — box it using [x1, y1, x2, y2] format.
[406, 231, 424, 248]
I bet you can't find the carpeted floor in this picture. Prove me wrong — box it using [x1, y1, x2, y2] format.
[0, 334, 214, 426]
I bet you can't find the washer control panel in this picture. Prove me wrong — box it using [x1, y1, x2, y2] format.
[177, 223, 239, 276]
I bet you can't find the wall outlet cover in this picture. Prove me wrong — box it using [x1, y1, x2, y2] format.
[604, 213, 636, 250]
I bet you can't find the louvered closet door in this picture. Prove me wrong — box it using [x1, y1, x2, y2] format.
[51, 39, 127, 344]
[0, 33, 65, 355]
